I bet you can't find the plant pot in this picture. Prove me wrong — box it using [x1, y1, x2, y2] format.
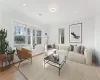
[7, 54, 14, 62]
[0, 54, 6, 62]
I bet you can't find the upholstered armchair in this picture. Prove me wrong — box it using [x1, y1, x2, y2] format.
[16, 47, 32, 67]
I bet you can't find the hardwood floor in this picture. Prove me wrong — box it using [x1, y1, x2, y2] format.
[0, 53, 43, 80]
[0, 54, 100, 80]
[0, 66, 26, 80]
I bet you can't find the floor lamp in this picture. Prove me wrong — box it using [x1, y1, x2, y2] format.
[45, 33, 49, 44]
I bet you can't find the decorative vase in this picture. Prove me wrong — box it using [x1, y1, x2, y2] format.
[53, 51, 59, 61]
[7, 54, 14, 62]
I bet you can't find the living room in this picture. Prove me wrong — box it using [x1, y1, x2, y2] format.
[0, 0, 100, 80]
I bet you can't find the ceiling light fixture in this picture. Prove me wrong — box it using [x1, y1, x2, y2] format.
[50, 8, 56, 12]
[23, 4, 26, 6]
[75, 11, 76, 12]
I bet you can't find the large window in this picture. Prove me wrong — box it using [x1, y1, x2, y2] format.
[14, 22, 42, 46]
[27, 28, 31, 44]
[14, 22, 26, 45]
[36, 29, 42, 44]
[32, 28, 35, 45]
[58, 28, 65, 44]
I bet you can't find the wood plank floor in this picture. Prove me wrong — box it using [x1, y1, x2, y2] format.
[0, 53, 43, 80]
[0, 66, 26, 80]
[0, 54, 100, 80]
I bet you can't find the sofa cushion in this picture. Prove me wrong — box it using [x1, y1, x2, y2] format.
[74, 45, 81, 53]
[56, 50, 68, 57]
[59, 45, 68, 50]
[68, 52, 86, 64]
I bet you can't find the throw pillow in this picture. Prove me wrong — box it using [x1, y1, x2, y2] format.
[47, 45, 52, 49]
[70, 45, 74, 51]
[52, 43, 56, 49]
[80, 46, 85, 55]
[74, 45, 81, 53]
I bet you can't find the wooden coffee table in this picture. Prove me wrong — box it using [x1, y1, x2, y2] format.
[44, 54, 66, 76]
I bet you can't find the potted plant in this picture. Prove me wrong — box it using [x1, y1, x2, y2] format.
[7, 46, 15, 63]
[0, 29, 9, 62]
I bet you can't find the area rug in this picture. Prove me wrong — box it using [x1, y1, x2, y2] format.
[14, 54, 100, 80]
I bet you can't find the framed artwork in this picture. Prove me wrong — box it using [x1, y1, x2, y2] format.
[69, 23, 82, 43]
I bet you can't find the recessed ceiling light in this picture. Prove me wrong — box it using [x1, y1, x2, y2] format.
[50, 8, 56, 12]
[38, 13, 42, 16]
[75, 11, 76, 12]
[23, 4, 26, 6]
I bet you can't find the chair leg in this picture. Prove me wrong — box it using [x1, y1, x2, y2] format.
[18, 61, 21, 68]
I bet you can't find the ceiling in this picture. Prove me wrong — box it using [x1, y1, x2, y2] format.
[0, 0, 98, 24]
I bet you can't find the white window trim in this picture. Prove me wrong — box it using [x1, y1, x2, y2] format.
[58, 28, 65, 44]
[13, 21, 42, 47]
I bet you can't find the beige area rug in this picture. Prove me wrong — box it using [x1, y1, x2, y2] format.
[14, 54, 100, 80]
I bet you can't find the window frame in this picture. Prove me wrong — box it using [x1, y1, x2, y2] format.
[13, 21, 42, 47]
[36, 28, 42, 44]
[13, 21, 27, 46]
[58, 28, 65, 44]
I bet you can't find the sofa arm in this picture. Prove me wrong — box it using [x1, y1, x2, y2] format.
[84, 49, 92, 65]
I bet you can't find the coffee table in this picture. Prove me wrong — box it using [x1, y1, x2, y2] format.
[44, 54, 66, 76]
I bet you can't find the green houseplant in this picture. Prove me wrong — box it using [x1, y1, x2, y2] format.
[7, 46, 15, 63]
[0, 29, 9, 62]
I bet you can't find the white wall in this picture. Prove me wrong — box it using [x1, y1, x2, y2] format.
[0, 9, 47, 53]
[0, 13, 2, 29]
[95, 16, 100, 65]
[48, 18, 95, 48]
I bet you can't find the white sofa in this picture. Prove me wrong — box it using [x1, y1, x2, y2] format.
[44, 44, 92, 65]
[58, 45, 92, 65]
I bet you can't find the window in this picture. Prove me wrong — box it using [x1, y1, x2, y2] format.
[59, 28, 65, 44]
[32, 28, 35, 45]
[27, 28, 31, 44]
[14, 22, 26, 45]
[36, 30, 42, 44]
[14, 22, 42, 46]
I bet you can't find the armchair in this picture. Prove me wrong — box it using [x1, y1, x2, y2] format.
[16, 47, 32, 67]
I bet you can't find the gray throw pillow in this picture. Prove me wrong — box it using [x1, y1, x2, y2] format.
[74, 45, 81, 53]
[70, 45, 74, 51]
[80, 46, 85, 55]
